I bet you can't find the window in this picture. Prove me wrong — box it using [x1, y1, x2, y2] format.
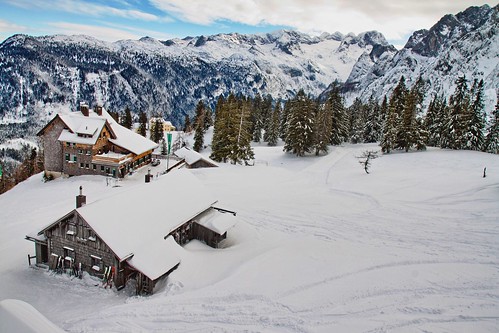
[86, 150, 91, 156]
[63, 247, 75, 260]
[65, 153, 70, 161]
[80, 163, 84, 168]
[92, 164, 96, 170]
[72, 155, 77, 162]
[100, 165, 105, 172]
[87, 229, 96, 242]
[85, 163, 89, 169]
[78, 149, 83, 155]
[66, 142, 71, 147]
[66, 224, 77, 236]
[106, 167, 110, 174]
[91, 255, 102, 271]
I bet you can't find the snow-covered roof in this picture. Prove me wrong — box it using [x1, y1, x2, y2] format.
[75, 170, 218, 279]
[174, 147, 218, 167]
[52, 108, 158, 155]
[196, 208, 237, 235]
[101, 109, 158, 155]
[0, 299, 65, 333]
[127, 236, 182, 281]
[57, 113, 107, 145]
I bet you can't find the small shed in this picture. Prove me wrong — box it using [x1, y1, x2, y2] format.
[174, 147, 218, 169]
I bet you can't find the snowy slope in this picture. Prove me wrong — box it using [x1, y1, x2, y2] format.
[0, 144, 498, 332]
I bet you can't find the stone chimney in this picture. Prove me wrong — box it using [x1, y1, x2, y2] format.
[95, 105, 103, 116]
[80, 102, 89, 117]
[76, 186, 86, 208]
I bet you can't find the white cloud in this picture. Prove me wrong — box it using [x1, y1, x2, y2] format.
[7, 0, 170, 22]
[0, 19, 27, 33]
[46, 22, 174, 42]
[150, 0, 491, 40]
[47, 22, 140, 41]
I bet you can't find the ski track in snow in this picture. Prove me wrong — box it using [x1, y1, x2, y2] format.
[1, 144, 499, 332]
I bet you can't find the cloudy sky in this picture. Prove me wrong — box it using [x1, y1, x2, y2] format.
[0, 0, 493, 48]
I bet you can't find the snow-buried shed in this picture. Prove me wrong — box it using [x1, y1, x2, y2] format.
[26, 170, 237, 295]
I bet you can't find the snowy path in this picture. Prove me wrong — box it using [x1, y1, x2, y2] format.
[1, 145, 498, 332]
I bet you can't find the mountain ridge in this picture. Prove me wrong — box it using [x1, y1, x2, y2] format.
[0, 4, 497, 133]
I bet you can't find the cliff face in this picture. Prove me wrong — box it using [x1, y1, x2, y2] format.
[343, 4, 498, 111]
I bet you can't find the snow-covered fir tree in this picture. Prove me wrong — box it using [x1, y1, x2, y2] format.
[348, 98, 367, 144]
[424, 94, 447, 147]
[381, 76, 407, 153]
[229, 96, 255, 164]
[183, 115, 192, 133]
[313, 101, 332, 155]
[397, 77, 426, 151]
[443, 76, 470, 150]
[484, 96, 499, 154]
[467, 79, 486, 151]
[121, 106, 133, 129]
[363, 97, 383, 143]
[324, 84, 348, 145]
[193, 101, 207, 152]
[283, 90, 315, 156]
[210, 94, 254, 164]
[266, 102, 281, 147]
[137, 111, 147, 137]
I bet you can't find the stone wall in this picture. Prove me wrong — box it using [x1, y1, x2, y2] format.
[40, 118, 64, 173]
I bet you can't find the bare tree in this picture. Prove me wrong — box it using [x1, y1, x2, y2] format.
[357, 150, 379, 174]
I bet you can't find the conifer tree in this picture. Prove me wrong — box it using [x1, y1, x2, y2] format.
[381, 76, 408, 153]
[211, 94, 254, 164]
[266, 102, 281, 147]
[313, 101, 332, 155]
[211, 95, 230, 162]
[363, 97, 382, 143]
[150, 118, 164, 143]
[283, 90, 315, 156]
[261, 95, 273, 142]
[444, 76, 470, 149]
[122, 107, 133, 129]
[424, 94, 447, 147]
[137, 111, 147, 137]
[397, 77, 426, 151]
[348, 98, 367, 144]
[279, 100, 291, 140]
[251, 94, 263, 143]
[484, 96, 499, 154]
[193, 101, 207, 152]
[183, 115, 193, 133]
[468, 79, 486, 151]
[229, 97, 255, 164]
[160, 138, 168, 155]
[325, 84, 347, 145]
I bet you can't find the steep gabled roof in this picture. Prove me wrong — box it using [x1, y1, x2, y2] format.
[30, 170, 237, 281]
[38, 107, 157, 156]
[100, 109, 158, 155]
[75, 170, 218, 262]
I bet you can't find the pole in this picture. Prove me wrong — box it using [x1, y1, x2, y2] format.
[166, 132, 172, 173]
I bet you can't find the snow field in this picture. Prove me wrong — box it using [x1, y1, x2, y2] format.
[0, 144, 498, 332]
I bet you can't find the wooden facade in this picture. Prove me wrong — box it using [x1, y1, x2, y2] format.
[27, 184, 237, 295]
[38, 104, 157, 179]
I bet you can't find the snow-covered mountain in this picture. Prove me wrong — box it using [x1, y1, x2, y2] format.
[0, 4, 496, 135]
[344, 4, 498, 111]
[0, 30, 388, 128]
